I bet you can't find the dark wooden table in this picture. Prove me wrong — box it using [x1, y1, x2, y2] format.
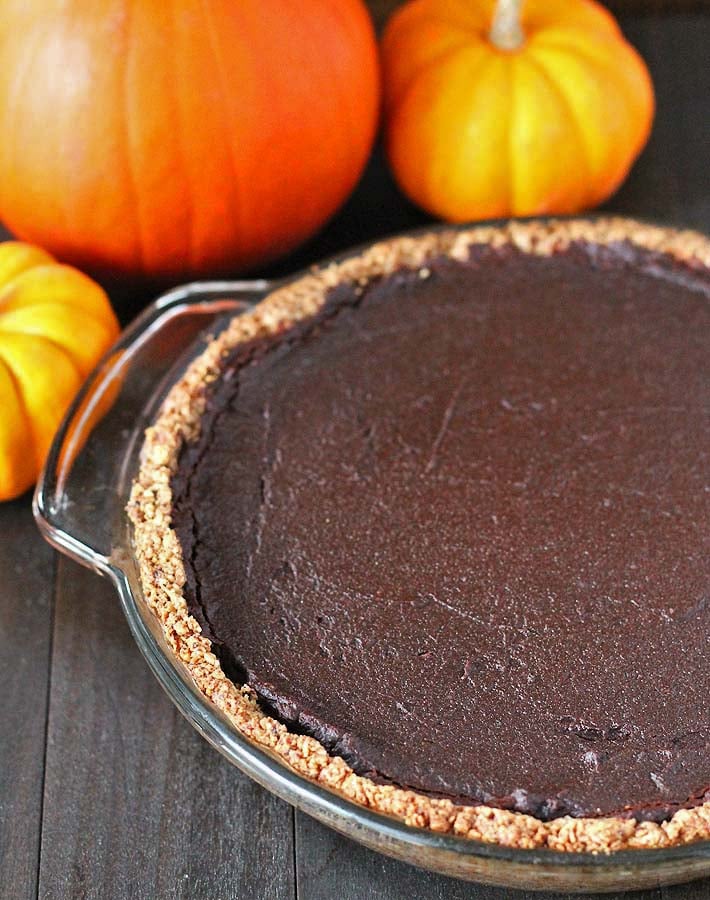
[1, 9, 709, 900]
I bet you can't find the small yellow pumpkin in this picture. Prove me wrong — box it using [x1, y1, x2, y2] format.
[382, 0, 655, 221]
[0, 242, 119, 500]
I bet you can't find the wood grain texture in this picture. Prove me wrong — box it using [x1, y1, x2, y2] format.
[295, 811, 511, 900]
[38, 559, 294, 900]
[295, 812, 710, 900]
[660, 880, 710, 900]
[0, 497, 55, 900]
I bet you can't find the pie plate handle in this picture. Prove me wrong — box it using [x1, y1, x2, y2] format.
[34, 278, 273, 576]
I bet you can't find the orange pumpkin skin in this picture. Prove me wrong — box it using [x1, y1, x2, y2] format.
[382, 0, 655, 221]
[0, 1, 380, 279]
[0, 242, 119, 500]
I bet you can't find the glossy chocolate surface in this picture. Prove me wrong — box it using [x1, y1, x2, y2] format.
[172, 241, 710, 820]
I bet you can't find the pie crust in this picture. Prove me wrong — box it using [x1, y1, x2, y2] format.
[128, 218, 710, 853]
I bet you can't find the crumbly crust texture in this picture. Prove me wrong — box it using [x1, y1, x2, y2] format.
[128, 218, 710, 853]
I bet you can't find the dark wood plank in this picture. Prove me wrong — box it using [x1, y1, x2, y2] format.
[0, 497, 55, 900]
[295, 812, 509, 900]
[661, 880, 710, 900]
[38, 558, 295, 900]
[296, 812, 710, 900]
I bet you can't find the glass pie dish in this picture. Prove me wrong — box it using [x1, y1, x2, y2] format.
[34, 238, 710, 893]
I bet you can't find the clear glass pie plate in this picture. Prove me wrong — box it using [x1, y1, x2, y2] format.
[34, 240, 710, 893]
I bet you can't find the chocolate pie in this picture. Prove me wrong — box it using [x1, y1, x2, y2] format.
[129, 219, 710, 852]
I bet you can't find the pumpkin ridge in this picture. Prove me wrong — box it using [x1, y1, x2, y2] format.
[54, 12, 73, 238]
[533, 30, 649, 109]
[426, 49, 501, 217]
[0, 353, 33, 453]
[524, 50, 593, 208]
[0, 265, 116, 323]
[0, 26, 39, 225]
[0, 354, 35, 498]
[168, 0, 196, 272]
[317, 14, 367, 200]
[386, 33, 482, 113]
[506, 57, 518, 214]
[0, 243, 55, 292]
[200, 0, 246, 259]
[594, 39, 654, 156]
[0, 305, 115, 334]
[0, 332, 82, 471]
[273, 0, 358, 241]
[531, 37, 648, 190]
[121, 0, 147, 274]
[0, 303, 116, 366]
[0, 331, 83, 381]
[0, 282, 18, 312]
[0, 239, 119, 499]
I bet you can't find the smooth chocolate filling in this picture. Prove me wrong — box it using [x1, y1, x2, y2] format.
[172, 241, 709, 821]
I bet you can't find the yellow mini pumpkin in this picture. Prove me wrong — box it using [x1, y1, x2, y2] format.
[382, 0, 655, 221]
[0, 242, 119, 500]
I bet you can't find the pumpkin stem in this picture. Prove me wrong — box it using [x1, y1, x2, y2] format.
[489, 0, 524, 51]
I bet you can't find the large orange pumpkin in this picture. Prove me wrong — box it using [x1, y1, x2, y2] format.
[0, 1, 380, 278]
[0, 242, 119, 500]
[382, 0, 654, 221]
